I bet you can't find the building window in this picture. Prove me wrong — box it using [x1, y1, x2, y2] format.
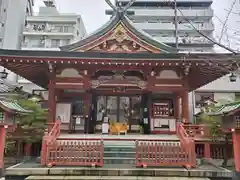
[64, 26, 73, 33]
[235, 116, 240, 128]
[235, 93, 240, 101]
[52, 24, 73, 33]
[29, 39, 44, 48]
[0, 111, 4, 122]
[61, 39, 70, 46]
[51, 39, 60, 47]
[53, 25, 63, 32]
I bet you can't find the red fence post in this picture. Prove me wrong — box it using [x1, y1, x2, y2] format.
[204, 143, 211, 159]
[99, 140, 104, 167]
[0, 126, 6, 175]
[40, 138, 47, 166]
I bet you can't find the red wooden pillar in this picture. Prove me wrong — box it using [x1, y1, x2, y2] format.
[232, 129, 240, 178]
[24, 143, 32, 157]
[84, 93, 92, 133]
[0, 112, 8, 175]
[175, 94, 181, 122]
[204, 143, 211, 159]
[84, 93, 92, 116]
[0, 125, 6, 175]
[181, 91, 189, 123]
[48, 77, 56, 132]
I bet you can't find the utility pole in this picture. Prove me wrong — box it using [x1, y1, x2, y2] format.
[174, 0, 179, 49]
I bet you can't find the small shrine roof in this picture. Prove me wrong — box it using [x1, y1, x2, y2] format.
[0, 100, 32, 114]
[211, 102, 240, 116]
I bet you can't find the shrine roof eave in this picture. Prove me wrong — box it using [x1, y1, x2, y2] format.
[0, 49, 239, 91]
[0, 100, 32, 114]
[210, 102, 240, 116]
[60, 14, 177, 53]
[0, 49, 239, 61]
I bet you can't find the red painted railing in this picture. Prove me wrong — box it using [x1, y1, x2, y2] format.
[46, 139, 104, 167]
[135, 140, 193, 168]
[40, 120, 61, 166]
[176, 123, 196, 168]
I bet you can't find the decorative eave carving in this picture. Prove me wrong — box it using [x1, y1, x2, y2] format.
[91, 79, 147, 89]
[74, 23, 157, 53]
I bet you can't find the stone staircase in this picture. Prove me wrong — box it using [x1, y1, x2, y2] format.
[103, 142, 136, 165]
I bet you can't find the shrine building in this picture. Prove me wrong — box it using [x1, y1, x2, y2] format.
[0, 13, 238, 136]
[1, 7, 240, 177]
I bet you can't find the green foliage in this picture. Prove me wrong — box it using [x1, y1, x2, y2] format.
[198, 104, 224, 139]
[10, 95, 48, 143]
[200, 113, 223, 138]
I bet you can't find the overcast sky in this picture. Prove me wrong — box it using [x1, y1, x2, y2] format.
[34, 0, 240, 52]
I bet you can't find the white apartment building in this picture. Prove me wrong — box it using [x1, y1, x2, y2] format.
[113, 0, 215, 52]
[17, 0, 87, 89]
[22, 0, 87, 51]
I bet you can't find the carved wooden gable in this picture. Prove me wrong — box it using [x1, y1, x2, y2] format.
[74, 22, 160, 53]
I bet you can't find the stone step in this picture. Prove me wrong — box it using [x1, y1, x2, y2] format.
[104, 151, 186, 158]
[104, 151, 135, 158]
[104, 146, 135, 152]
[104, 157, 135, 164]
[25, 176, 211, 180]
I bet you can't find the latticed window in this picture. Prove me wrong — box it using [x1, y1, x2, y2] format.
[235, 116, 240, 128]
[0, 111, 4, 122]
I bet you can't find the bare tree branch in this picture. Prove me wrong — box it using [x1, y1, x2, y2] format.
[177, 8, 238, 54]
[219, 0, 237, 43]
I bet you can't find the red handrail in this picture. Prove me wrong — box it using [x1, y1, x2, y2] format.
[177, 122, 196, 168]
[182, 124, 210, 138]
[40, 120, 61, 166]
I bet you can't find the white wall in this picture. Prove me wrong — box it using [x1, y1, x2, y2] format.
[214, 92, 235, 105]
[2, 0, 28, 49]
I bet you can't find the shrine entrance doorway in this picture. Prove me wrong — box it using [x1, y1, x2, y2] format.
[96, 95, 142, 133]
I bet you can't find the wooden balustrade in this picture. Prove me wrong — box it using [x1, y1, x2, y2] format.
[135, 140, 193, 168]
[46, 139, 104, 167]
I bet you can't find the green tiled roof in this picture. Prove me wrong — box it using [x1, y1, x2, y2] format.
[0, 100, 32, 113]
[214, 102, 240, 115]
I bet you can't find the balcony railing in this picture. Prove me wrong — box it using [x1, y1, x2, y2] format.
[134, 22, 214, 31]
[24, 25, 74, 34]
[131, 8, 214, 18]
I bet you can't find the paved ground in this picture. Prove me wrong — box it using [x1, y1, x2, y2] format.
[8, 161, 225, 171]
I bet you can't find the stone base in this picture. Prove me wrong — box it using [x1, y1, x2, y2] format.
[0, 168, 3, 178]
[6, 175, 28, 180]
[232, 171, 240, 180]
